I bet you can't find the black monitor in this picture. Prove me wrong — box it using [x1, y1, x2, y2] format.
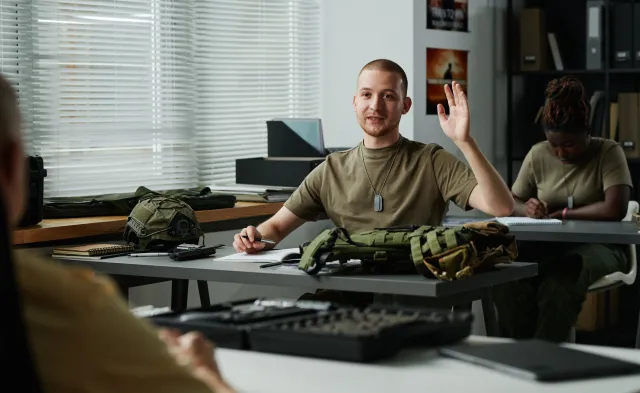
[266, 118, 326, 157]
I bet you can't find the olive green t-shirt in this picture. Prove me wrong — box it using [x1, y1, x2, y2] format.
[284, 135, 478, 232]
[511, 137, 632, 211]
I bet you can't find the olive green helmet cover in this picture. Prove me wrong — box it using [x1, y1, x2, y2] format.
[123, 195, 204, 250]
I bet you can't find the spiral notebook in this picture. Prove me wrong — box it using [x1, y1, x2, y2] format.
[495, 217, 562, 226]
[53, 243, 135, 257]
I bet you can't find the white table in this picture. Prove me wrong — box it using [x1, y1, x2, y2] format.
[216, 336, 640, 393]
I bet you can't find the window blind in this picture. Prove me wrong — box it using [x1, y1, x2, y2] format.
[194, 0, 322, 186]
[0, 1, 32, 142]
[29, 0, 196, 197]
[1, 0, 322, 197]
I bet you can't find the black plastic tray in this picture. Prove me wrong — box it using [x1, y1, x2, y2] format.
[248, 305, 473, 362]
[149, 298, 323, 349]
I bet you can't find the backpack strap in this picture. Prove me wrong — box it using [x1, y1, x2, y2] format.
[298, 228, 339, 272]
[444, 227, 459, 250]
[409, 226, 431, 275]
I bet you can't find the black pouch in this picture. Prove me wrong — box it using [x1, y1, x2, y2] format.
[17, 156, 47, 227]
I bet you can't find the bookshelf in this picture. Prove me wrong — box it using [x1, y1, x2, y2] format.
[504, 0, 640, 347]
[505, 0, 640, 200]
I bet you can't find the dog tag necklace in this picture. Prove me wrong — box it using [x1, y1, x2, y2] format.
[561, 163, 577, 209]
[360, 139, 403, 212]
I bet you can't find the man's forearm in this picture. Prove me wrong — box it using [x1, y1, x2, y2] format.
[256, 220, 284, 250]
[456, 137, 515, 216]
[512, 199, 528, 217]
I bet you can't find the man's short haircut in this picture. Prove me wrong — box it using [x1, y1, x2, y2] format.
[358, 59, 409, 97]
[0, 73, 20, 149]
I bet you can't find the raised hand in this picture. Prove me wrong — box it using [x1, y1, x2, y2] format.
[437, 81, 471, 143]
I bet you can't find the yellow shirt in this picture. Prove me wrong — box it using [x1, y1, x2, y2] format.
[15, 250, 213, 393]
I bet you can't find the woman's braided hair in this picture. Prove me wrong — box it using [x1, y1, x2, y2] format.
[541, 76, 590, 133]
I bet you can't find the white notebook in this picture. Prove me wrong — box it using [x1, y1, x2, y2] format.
[215, 248, 301, 263]
[495, 217, 562, 226]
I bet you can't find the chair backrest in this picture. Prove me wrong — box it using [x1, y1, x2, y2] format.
[0, 199, 43, 392]
[624, 201, 638, 285]
[623, 200, 639, 221]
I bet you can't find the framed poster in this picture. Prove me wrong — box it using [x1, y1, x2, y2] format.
[426, 47, 468, 115]
[427, 0, 469, 32]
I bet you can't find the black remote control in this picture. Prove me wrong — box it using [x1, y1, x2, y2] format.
[169, 244, 223, 261]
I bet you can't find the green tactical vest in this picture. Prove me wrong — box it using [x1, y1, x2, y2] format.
[298, 222, 518, 281]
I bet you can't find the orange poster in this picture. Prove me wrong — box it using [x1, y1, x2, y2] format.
[426, 47, 468, 115]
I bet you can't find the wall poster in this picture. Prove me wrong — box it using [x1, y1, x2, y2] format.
[426, 47, 468, 115]
[426, 0, 469, 32]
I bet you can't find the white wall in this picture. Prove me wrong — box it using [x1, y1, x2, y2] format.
[413, 0, 500, 162]
[321, 0, 508, 181]
[320, 0, 415, 148]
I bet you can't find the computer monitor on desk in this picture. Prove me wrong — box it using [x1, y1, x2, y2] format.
[267, 118, 351, 157]
[267, 118, 326, 157]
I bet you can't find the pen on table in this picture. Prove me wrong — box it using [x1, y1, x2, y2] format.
[259, 261, 283, 268]
[259, 259, 301, 269]
[241, 235, 276, 245]
[128, 252, 169, 257]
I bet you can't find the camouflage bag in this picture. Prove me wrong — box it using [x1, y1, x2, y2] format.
[123, 195, 205, 251]
[298, 221, 518, 281]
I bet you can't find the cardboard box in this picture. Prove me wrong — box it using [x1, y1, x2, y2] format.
[575, 288, 619, 332]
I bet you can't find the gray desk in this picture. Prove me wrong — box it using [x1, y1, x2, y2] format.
[445, 217, 640, 244]
[59, 246, 538, 335]
[218, 336, 640, 393]
[509, 220, 640, 244]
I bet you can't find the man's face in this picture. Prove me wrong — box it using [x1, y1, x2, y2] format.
[353, 70, 411, 139]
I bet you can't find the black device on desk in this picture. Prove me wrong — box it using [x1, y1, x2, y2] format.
[168, 244, 223, 261]
[236, 118, 350, 187]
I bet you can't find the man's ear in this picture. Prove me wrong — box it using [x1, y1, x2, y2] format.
[352, 95, 357, 111]
[401, 97, 412, 114]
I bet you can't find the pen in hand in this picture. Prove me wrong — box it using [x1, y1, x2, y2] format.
[241, 235, 276, 245]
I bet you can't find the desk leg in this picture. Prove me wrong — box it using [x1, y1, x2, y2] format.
[197, 280, 211, 307]
[481, 290, 499, 337]
[636, 308, 640, 349]
[171, 279, 189, 312]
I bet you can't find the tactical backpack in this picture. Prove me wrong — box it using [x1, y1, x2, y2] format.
[298, 221, 518, 281]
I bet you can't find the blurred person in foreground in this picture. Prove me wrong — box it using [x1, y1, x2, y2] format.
[0, 72, 234, 393]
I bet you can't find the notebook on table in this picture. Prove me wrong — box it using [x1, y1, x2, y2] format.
[494, 217, 562, 226]
[215, 248, 301, 263]
[53, 243, 135, 257]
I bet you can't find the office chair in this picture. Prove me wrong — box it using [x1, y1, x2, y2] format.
[568, 200, 639, 347]
[0, 197, 43, 392]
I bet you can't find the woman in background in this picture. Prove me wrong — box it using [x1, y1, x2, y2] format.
[494, 76, 632, 342]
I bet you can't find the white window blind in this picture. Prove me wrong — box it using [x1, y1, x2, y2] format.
[1, 0, 322, 197]
[194, 0, 322, 186]
[29, 0, 196, 197]
[0, 1, 32, 142]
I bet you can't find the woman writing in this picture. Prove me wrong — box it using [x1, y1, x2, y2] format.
[495, 76, 632, 341]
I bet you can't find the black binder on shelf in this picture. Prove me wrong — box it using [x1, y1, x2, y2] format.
[611, 2, 634, 69]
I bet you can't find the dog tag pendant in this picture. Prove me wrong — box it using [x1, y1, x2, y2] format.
[568, 195, 574, 209]
[374, 194, 383, 212]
